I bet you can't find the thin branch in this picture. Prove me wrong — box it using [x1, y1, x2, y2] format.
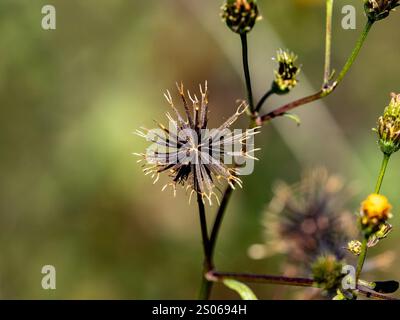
[255, 88, 274, 113]
[209, 185, 234, 259]
[197, 192, 213, 300]
[258, 90, 325, 124]
[324, 0, 334, 87]
[356, 152, 391, 290]
[375, 153, 390, 194]
[358, 288, 399, 300]
[208, 270, 399, 300]
[355, 238, 368, 284]
[240, 33, 255, 113]
[208, 270, 314, 287]
[334, 19, 373, 86]
[259, 19, 374, 125]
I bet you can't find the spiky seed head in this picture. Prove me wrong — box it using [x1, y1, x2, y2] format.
[364, 0, 400, 21]
[135, 82, 259, 205]
[255, 168, 356, 265]
[221, 0, 261, 34]
[376, 93, 400, 155]
[272, 49, 300, 94]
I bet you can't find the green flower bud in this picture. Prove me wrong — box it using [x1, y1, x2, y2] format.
[272, 49, 300, 94]
[364, 0, 400, 22]
[376, 93, 400, 155]
[221, 0, 261, 34]
[311, 255, 344, 293]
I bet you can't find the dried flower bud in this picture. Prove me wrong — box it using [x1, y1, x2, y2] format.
[272, 49, 300, 94]
[346, 240, 362, 256]
[367, 222, 393, 247]
[311, 255, 344, 293]
[376, 93, 400, 155]
[360, 194, 392, 235]
[364, 0, 399, 21]
[221, 0, 261, 34]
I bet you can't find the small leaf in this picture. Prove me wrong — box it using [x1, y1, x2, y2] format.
[283, 112, 301, 126]
[222, 279, 258, 300]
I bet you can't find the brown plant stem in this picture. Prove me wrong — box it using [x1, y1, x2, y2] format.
[207, 270, 398, 300]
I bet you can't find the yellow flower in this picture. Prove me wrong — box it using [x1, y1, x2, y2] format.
[360, 194, 392, 230]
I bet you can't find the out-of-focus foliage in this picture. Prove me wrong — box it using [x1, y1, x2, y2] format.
[0, 0, 399, 299]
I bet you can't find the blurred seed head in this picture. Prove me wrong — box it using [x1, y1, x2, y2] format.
[376, 93, 400, 156]
[249, 168, 357, 267]
[364, 0, 400, 21]
[272, 49, 300, 94]
[221, 0, 261, 34]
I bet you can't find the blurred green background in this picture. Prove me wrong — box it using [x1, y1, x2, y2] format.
[0, 0, 399, 299]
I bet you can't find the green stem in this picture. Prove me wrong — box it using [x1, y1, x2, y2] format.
[355, 152, 390, 291]
[334, 19, 373, 86]
[199, 276, 213, 301]
[355, 237, 368, 284]
[375, 153, 390, 194]
[255, 88, 274, 113]
[323, 0, 334, 87]
[240, 33, 255, 113]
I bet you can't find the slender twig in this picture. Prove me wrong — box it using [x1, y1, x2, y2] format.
[357, 289, 399, 300]
[254, 0, 334, 116]
[355, 237, 368, 284]
[258, 90, 325, 124]
[204, 3, 376, 301]
[240, 33, 255, 113]
[198, 186, 234, 300]
[355, 152, 391, 288]
[197, 193, 211, 269]
[199, 31, 257, 299]
[208, 270, 314, 287]
[334, 19, 373, 87]
[209, 185, 234, 259]
[208, 271, 399, 300]
[375, 153, 390, 194]
[259, 19, 374, 124]
[197, 192, 213, 300]
[255, 88, 274, 113]
[323, 0, 334, 87]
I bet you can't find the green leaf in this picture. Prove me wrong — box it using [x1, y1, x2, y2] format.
[283, 112, 301, 126]
[222, 279, 258, 300]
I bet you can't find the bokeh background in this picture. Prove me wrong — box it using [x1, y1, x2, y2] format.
[0, 0, 399, 299]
